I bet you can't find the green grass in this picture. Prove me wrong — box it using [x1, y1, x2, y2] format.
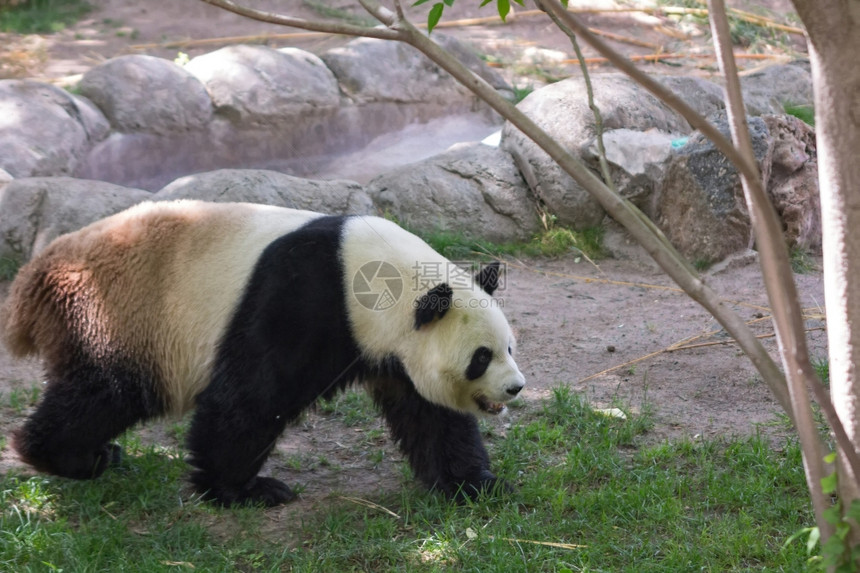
[418, 225, 607, 261]
[511, 83, 535, 104]
[812, 356, 829, 388]
[0, 0, 91, 34]
[789, 246, 818, 274]
[0, 384, 815, 571]
[317, 386, 379, 425]
[3, 383, 41, 413]
[784, 104, 815, 127]
[0, 255, 22, 281]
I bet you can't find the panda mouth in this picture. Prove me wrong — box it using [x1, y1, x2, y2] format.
[473, 393, 506, 415]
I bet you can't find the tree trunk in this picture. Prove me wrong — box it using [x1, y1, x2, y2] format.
[792, 0, 860, 537]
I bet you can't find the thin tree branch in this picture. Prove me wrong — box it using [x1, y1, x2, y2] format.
[543, 7, 615, 192]
[199, 0, 403, 40]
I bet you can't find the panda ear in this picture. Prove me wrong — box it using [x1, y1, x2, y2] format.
[414, 283, 453, 329]
[475, 261, 501, 296]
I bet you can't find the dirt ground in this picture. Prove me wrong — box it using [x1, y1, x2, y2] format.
[1, 0, 806, 85]
[0, 0, 818, 512]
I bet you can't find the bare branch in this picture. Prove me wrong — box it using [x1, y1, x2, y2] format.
[543, 7, 616, 193]
[199, 0, 403, 40]
[357, 0, 399, 28]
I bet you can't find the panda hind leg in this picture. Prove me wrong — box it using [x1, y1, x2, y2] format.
[13, 362, 163, 480]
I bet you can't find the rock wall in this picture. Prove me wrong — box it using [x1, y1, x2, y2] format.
[0, 53, 819, 266]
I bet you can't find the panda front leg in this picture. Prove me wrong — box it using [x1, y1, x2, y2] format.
[368, 377, 510, 501]
[185, 383, 299, 507]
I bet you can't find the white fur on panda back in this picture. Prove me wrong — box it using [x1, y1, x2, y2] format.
[150, 201, 323, 415]
[28, 200, 322, 417]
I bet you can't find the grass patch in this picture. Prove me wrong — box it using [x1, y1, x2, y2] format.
[0, 0, 91, 34]
[511, 83, 535, 104]
[812, 356, 829, 388]
[417, 225, 607, 261]
[0, 255, 22, 281]
[317, 386, 379, 426]
[0, 384, 815, 571]
[784, 104, 815, 126]
[692, 258, 712, 271]
[3, 383, 41, 413]
[789, 246, 818, 274]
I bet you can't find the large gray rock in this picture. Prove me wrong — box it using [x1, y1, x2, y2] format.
[434, 34, 512, 98]
[0, 80, 109, 178]
[0, 177, 150, 263]
[321, 35, 475, 107]
[740, 62, 813, 116]
[78, 54, 213, 134]
[655, 75, 726, 119]
[368, 142, 541, 242]
[581, 128, 678, 218]
[501, 74, 688, 229]
[185, 45, 341, 124]
[154, 169, 374, 215]
[656, 114, 771, 263]
[762, 114, 820, 251]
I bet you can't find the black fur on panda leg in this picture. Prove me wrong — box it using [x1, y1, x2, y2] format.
[185, 389, 299, 508]
[13, 360, 161, 480]
[367, 374, 511, 502]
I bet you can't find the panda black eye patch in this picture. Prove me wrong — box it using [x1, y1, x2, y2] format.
[466, 346, 493, 380]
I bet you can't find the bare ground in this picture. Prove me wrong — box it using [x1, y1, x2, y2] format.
[0, 0, 818, 518]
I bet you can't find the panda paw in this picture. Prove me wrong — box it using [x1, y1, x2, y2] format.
[34, 443, 124, 480]
[197, 476, 298, 507]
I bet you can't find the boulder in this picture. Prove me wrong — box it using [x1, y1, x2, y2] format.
[0, 80, 109, 178]
[368, 142, 541, 242]
[740, 62, 814, 116]
[656, 114, 771, 264]
[78, 54, 213, 134]
[655, 75, 726, 120]
[501, 74, 688, 229]
[581, 128, 678, 218]
[0, 177, 150, 263]
[433, 34, 512, 98]
[762, 114, 820, 251]
[185, 45, 341, 124]
[154, 169, 374, 215]
[321, 35, 479, 108]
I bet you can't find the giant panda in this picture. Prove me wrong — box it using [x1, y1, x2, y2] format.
[1, 200, 525, 507]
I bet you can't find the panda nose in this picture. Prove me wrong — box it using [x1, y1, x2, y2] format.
[506, 383, 524, 396]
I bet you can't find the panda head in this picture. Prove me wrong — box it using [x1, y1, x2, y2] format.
[399, 262, 526, 416]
